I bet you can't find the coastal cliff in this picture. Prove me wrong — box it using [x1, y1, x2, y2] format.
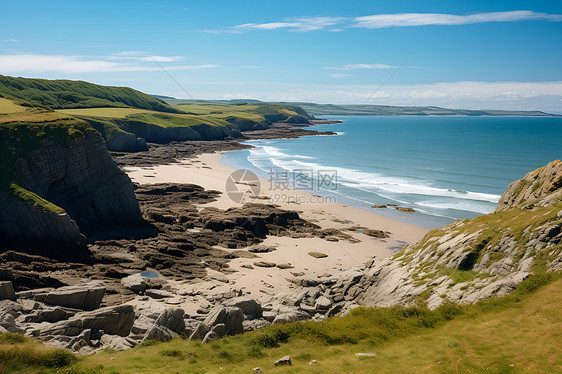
[0, 119, 143, 254]
[274, 160, 562, 312]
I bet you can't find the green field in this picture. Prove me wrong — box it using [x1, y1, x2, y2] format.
[2, 273, 560, 374]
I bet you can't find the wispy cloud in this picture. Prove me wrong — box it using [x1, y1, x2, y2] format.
[330, 73, 352, 78]
[352, 10, 562, 28]
[324, 63, 398, 70]
[202, 11, 561, 33]
[2, 39, 20, 43]
[203, 16, 346, 33]
[0, 54, 219, 74]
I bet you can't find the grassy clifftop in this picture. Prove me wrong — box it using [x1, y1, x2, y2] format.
[0, 75, 182, 113]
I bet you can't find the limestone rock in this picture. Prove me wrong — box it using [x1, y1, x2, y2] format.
[275, 355, 292, 366]
[224, 296, 262, 317]
[0, 281, 15, 301]
[34, 281, 105, 310]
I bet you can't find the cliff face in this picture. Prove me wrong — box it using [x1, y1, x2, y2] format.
[0, 121, 143, 253]
[12, 131, 142, 228]
[272, 161, 562, 313]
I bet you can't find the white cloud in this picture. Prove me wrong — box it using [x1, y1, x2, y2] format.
[324, 63, 397, 70]
[330, 73, 352, 78]
[202, 11, 561, 33]
[0, 54, 219, 74]
[2, 39, 20, 43]
[352, 11, 562, 28]
[205, 16, 346, 33]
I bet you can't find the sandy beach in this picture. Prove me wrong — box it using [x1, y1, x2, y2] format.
[125, 153, 429, 314]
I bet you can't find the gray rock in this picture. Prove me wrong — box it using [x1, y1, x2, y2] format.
[224, 296, 262, 317]
[21, 306, 76, 323]
[203, 306, 244, 335]
[0, 281, 15, 301]
[144, 324, 177, 341]
[315, 296, 332, 311]
[121, 273, 148, 293]
[35, 281, 105, 310]
[145, 289, 175, 299]
[155, 308, 185, 334]
[211, 323, 227, 338]
[189, 323, 210, 341]
[275, 355, 292, 366]
[202, 330, 220, 343]
[273, 311, 308, 324]
[99, 334, 135, 351]
[39, 304, 135, 338]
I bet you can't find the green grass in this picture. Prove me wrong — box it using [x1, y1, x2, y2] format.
[0, 333, 76, 373]
[0, 75, 182, 113]
[4, 272, 561, 373]
[8, 182, 65, 214]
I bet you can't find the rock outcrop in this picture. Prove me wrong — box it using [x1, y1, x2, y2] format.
[1, 122, 144, 254]
[269, 160, 562, 313]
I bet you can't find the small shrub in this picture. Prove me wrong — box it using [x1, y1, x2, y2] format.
[0, 333, 27, 344]
[252, 328, 290, 348]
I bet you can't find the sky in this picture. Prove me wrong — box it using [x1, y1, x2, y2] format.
[1, 0, 561, 112]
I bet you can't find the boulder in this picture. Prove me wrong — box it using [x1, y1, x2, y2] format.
[0, 300, 23, 333]
[211, 323, 227, 338]
[145, 289, 175, 299]
[224, 296, 262, 317]
[30, 304, 135, 343]
[275, 355, 292, 366]
[202, 330, 220, 343]
[0, 281, 15, 301]
[314, 296, 332, 311]
[188, 323, 210, 341]
[34, 281, 105, 310]
[204, 306, 244, 335]
[273, 311, 309, 324]
[253, 261, 276, 268]
[21, 306, 76, 323]
[155, 308, 185, 334]
[121, 273, 148, 293]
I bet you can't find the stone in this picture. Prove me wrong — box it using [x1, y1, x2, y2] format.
[253, 261, 276, 268]
[273, 311, 308, 324]
[202, 330, 220, 343]
[371, 205, 387, 209]
[204, 306, 244, 335]
[276, 263, 295, 269]
[155, 308, 185, 334]
[224, 296, 262, 317]
[211, 323, 227, 338]
[309, 360, 318, 364]
[145, 289, 175, 299]
[21, 306, 76, 323]
[189, 323, 210, 341]
[275, 355, 292, 366]
[37, 304, 135, 338]
[355, 353, 376, 357]
[121, 273, 148, 293]
[315, 296, 332, 311]
[0, 281, 15, 301]
[308, 251, 328, 258]
[99, 334, 134, 351]
[395, 207, 415, 213]
[34, 281, 105, 310]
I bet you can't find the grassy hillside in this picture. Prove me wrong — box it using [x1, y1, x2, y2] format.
[278, 102, 556, 117]
[0, 75, 182, 113]
[2, 272, 560, 373]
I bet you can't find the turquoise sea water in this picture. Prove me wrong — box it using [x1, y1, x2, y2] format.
[221, 116, 561, 229]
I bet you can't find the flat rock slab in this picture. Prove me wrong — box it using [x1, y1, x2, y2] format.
[276, 263, 294, 269]
[34, 281, 105, 311]
[145, 289, 175, 299]
[253, 261, 276, 268]
[308, 251, 328, 259]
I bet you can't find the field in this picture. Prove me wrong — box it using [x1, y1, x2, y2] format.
[2, 273, 560, 374]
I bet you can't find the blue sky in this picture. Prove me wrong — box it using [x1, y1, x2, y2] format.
[1, 0, 561, 112]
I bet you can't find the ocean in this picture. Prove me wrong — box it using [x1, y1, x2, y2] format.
[221, 116, 562, 229]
